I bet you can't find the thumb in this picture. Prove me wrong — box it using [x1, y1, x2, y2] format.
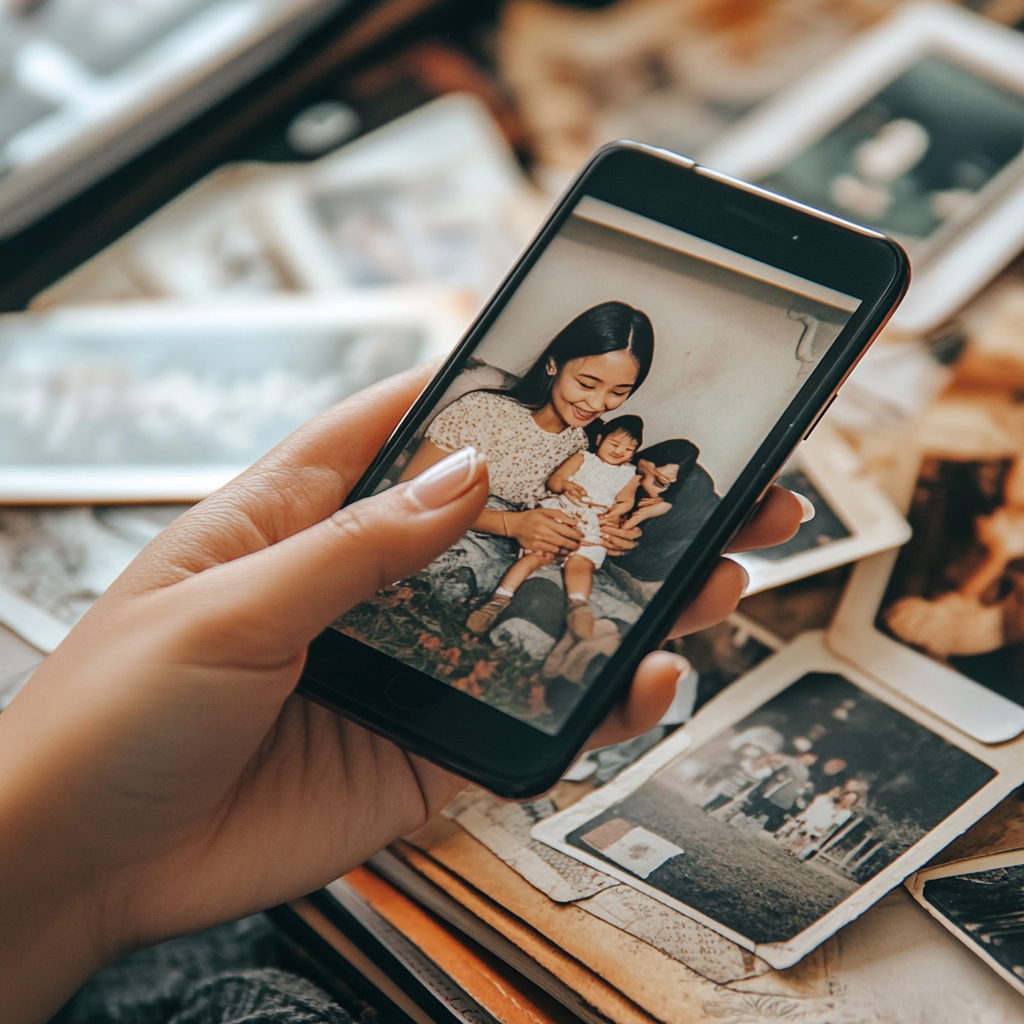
[179, 447, 488, 660]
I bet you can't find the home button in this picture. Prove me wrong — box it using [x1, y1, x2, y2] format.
[385, 672, 439, 713]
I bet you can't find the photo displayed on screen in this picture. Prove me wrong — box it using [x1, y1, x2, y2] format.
[334, 197, 860, 734]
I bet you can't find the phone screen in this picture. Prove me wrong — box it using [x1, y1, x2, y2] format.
[333, 194, 861, 736]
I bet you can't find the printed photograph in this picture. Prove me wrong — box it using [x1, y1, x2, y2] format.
[923, 861, 1024, 988]
[877, 456, 1024, 709]
[0, 296, 458, 501]
[759, 55, 1024, 259]
[742, 467, 849, 563]
[335, 196, 857, 734]
[562, 671, 994, 945]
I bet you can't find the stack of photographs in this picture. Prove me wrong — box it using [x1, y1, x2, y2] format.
[12, 0, 1024, 1010]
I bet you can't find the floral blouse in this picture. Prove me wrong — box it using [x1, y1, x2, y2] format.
[426, 391, 587, 508]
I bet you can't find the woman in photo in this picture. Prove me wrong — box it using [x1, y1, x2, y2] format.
[401, 300, 655, 562]
[607, 438, 721, 604]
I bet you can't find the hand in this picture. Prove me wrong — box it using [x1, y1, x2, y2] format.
[508, 507, 583, 554]
[0, 364, 801, 1022]
[600, 520, 643, 554]
[561, 480, 590, 504]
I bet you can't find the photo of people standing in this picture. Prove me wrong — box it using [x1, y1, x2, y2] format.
[335, 197, 857, 733]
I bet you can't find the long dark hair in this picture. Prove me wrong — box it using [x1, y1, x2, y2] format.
[636, 439, 699, 505]
[503, 301, 655, 410]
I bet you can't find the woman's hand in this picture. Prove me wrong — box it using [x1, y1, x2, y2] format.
[600, 520, 643, 554]
[0, 363, 801, 1023]
[508, 507, 583, 554]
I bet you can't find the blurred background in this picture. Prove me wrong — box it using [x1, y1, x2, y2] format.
[3, 0, 1024, 719]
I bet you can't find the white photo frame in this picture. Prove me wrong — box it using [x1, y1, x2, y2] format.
[731, 421, 910, 595]
[700, 2, 1024, 336]
[533, 631, 1023, 970]
[908, 848, 1024, 997]
[0, 289, 469, 504]
[828, 394, 1024, 745]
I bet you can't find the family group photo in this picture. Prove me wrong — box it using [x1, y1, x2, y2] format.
[564, 670, 996, 947]
[336, 200, 855, 732]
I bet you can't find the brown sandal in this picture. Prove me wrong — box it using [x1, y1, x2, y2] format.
[466, 593, 511, 634]
[566, 597, 595, 639]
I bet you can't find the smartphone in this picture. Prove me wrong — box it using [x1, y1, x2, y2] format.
[299, 142, 909, 798]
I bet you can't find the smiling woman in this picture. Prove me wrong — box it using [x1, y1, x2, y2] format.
[400, 301, 655, 556]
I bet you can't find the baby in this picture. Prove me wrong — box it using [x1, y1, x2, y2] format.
[468, 415, 646, 639]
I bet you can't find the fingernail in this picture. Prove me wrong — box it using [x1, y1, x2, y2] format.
[408, 447, 482, 510]
[792, 491, 816, 523]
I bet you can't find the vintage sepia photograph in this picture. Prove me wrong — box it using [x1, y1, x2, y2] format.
[533, 633, 1011, 967]
[877, 455, 1024, 709]
[702, 3, 1024, 335]
[335, 196, 857, 734]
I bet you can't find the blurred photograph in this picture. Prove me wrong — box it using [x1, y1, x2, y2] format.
[702, 3, 1024, 334]
[0, 292, 463, 502]
[878, 454, 1024, 709]
[759, 55, 1024, 261]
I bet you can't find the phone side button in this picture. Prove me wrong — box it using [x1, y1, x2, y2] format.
[803, 393, 837, 440]
[385, 672, 442, 713]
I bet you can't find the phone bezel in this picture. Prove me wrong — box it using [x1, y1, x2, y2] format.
[299, 142, 909, 798]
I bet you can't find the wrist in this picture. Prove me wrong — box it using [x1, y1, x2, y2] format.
[0, 786, 115, 1022]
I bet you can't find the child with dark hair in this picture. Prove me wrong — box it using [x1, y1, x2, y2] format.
[467, 415, 646, 638]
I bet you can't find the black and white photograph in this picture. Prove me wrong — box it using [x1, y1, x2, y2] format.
[730, 423, 910, 595]
[0, 292, 463, 502]
[335, 196, 858, 735]
[533, 632, 1013, 967]
[910, 848, 1024, 997]
[701, 2, 1024, 334]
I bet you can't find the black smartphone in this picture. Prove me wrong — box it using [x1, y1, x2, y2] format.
[299, 142, 909, 798]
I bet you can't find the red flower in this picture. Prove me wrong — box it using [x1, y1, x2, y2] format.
[442, 647, 461, 665]
[418, 633, 442, 651]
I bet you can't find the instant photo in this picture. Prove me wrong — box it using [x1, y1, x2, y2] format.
[533, 633, 1016, 968]
[910, 848, 1024, 997]
[701, 3, 1024, 334]
[877, 456, 1024, 709]
[334, 197, 859, 735]
[730, 424, 910, 595]
[759, 55, 1024, 259]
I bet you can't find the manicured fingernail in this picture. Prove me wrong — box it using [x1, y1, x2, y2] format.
[793, 491, 816, 523]
[408, 447, 482, 510]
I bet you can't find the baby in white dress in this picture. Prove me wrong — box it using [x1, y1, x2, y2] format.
[467, 416, 647, 640]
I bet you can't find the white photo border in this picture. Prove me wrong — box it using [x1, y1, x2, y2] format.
[731, 422, 910, 595]
[0, 289, 467, 504]
[700, 1, 1024, 336]
[827, 422, 1024, 745]
[533, 631, 1022, 970]
[908, 847, 1024, 998]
